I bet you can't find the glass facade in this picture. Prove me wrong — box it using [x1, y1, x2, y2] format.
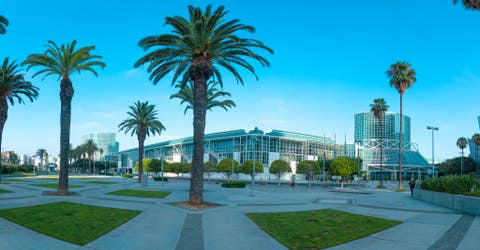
[468, 115, 480, 163]
[354, 112, 430, 180]
[82, 133, 119, 162]
[119, 127, 355, 173]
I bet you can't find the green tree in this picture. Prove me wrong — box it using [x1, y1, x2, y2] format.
[296, 160, 321, 187]
[330, 157, 358, 188]
[370, 98, 389, 186]
[0, 15, 8, 35]
[240, 160, 263, 181]
[457, 137, 468, 175]
[269, 159, 291, 187]
[23, 40, 105, 194]
[118, 101, 165, 183]
[134, 159, 152, 173]
[216, 158, 238, 179]
[169, 162, 184, 177]
[134, 5, 272, 205]
[36, 148, 47, 170]
[170, 80, 236, 114]
[204, 161, 216, 182]
[149, 159, 163, 176]
[437, 156, 477, 176]
[0, 58, 39, 163]
[472, 133, 480, 173]
[386, 61, 416, 190]
[84, 139, 98, 174]
[454, 0, 480, 10]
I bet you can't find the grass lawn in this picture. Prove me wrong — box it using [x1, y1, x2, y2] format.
[1, 179, 26, 183]
[0, 189, 13, 193]
[107, 189, 171, 198]
[247, 209, 401, 249]
[0, 201, 140, 245]
[85, 181, 117, 185]
[31, 183, 83, 189]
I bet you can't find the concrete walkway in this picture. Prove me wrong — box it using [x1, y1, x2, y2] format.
[0, 176, 478, 250]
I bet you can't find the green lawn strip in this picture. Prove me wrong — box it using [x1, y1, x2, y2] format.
[0, 189, 13, 193]
[85, 181, 117, 185]
[247, 209, 401, 249]
[107, 189, 171, 198]
[0, 201, 140, 246]
[31, 183, 83, 189]
[1, 179, 26, 183]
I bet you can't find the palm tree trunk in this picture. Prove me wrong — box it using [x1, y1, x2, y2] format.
[138, 132, 146, 183]
[189, 76, 207, 205]
[58, 77, 74, 194]
[461, 148, 464, 175]
[0, 98, 7, 183]
[398, 94, 403, 190]
[380, 116, 383, 186]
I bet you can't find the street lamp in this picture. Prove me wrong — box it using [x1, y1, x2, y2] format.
[427, 126, 439, 178]
[250, 136, 259, 197]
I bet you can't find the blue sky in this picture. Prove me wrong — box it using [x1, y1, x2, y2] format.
[1, 0, 479, 162]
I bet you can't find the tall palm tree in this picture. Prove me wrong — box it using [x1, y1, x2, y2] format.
[386, 61, 416, 190]
[0, 58, 39, 158]
[0, 15, 8, 35]
[457, 137, 468, 175]
[118, 101, 165, 183]
[36, 148, 47, 170]
[23, 40, 105, 194]
[134, 5, 272, 205]
[84, 139, 98, 174]
[454, 0, 480, 10]
[170, 80, 236, 114]
[370, 98, 389, 186]
[472, 133, 480, 173]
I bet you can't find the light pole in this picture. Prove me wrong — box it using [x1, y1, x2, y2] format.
[250, 136, 259, 197]
[427, 126, 439, 178]
[231, 138, 235, 181]
[355, 141, 361, 184]
[161, 150, 165, 187]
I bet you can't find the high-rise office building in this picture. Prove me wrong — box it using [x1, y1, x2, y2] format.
[82, 133, 119, 162]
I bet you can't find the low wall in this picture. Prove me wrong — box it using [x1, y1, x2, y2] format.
[413, 189, 480, 215]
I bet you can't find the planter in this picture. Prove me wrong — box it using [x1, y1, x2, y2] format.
[414, 189, 480, 215]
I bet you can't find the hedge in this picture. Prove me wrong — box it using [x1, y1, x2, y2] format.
[221, 181, 246, 188]
[121, 174, 133, 178]
[421, 175, 479, 195]
[0, 164, 34, 174]
[153, 176, 168, 182]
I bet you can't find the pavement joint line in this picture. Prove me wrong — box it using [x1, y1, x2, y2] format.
[7, 184, 39, 191]
[236, 202, 306, 206]
[85, 196, 156, 204]
[0, 195, 37, 201]
[175, 213, 204, 250]
[428, 214, 475, 250]
[354, 203, 461, 214]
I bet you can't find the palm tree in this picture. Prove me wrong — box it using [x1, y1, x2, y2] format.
[0, 15, 8, 35]
[118, 101, 165, 183]
[370, 98, 389, 186]
[0, 58, 39, 159]
[457, 137, 468, 175]
[36, 148, 47, 171]
[472, 133, 480, 174]
[23, 40, 105, 194]
[170, 80, 236, 114]
[84, 139, 98, 174]
[134, 5, 272, 205]
[386, 61, 416, 190]
[99, 148, 105, 175]
[454, 0, 480, 10]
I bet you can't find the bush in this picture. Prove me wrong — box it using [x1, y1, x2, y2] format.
[421, 175, 480, 195]
[121, 174, 133, 178]
[105, 173, 114, 176]
[153, 176, 168, 182]
[221, 181, 246, 188]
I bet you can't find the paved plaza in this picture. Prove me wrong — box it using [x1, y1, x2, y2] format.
[0, 177, 478, 250]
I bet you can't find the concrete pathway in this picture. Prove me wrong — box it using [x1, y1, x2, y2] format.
[0, 176, 478, 250]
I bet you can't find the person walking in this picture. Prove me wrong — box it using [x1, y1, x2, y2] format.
[408, 178, 416, 197]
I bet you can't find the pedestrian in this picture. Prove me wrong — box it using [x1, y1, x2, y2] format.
[408, 178, 415, 197]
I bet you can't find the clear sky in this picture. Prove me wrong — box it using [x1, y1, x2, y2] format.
[1, 0, 479, 162]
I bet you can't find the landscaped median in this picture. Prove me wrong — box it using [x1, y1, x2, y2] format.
[247, 209, 400, 249]
[0, 188, 12, 193]
[106, 189, 171, 198]
[31, 183, 83, 189]
[0, 201, 140, 245]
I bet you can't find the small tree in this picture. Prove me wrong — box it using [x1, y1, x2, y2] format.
[240, 160, 263, 181]
[330, 157, 358, 188]
[182, 163, 192, 174]
[296, 160, 321, 187]
[135, 159, 152, 175]
[269, 159, 291, 187]
[169, 162, 183, 177]
[204, 161, 216, 182]
[149, 159, 162, 176]
[216, 158, 238, 180]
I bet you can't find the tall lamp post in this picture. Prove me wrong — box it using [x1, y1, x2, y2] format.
[250, 136, 259, 197]
[427, 126, 439, 177]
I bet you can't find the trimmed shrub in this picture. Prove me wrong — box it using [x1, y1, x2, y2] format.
[221, 181, 246, 188]
[421, 175, 479, 195]
[121, 174, 133, 178]
[153, 176, 168, 182]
